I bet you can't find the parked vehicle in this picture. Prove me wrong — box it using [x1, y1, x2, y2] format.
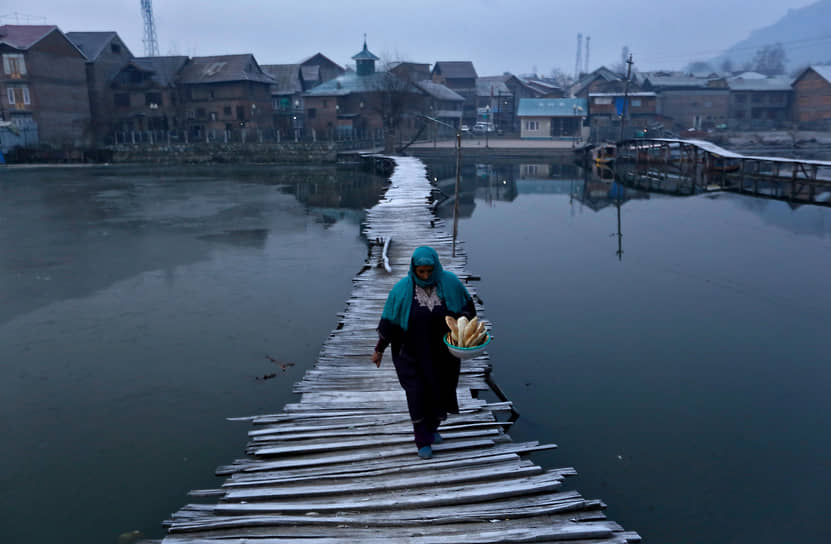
[460, 124, 471, 134]
[472, 122, 495, 133]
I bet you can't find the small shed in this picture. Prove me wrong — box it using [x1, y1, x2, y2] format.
[517, 98, 587, 139]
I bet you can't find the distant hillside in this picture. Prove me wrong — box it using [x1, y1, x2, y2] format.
[710, 0, 831, 72]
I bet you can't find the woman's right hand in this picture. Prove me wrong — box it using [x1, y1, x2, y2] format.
[371, 351, 382, 367]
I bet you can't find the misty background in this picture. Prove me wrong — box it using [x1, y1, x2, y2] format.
[4, 0, 828, 78]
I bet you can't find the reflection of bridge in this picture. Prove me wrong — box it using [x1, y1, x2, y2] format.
[616, 138, 831, 205]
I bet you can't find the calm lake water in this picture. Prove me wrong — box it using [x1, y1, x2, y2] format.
[2, 158, 830, 543]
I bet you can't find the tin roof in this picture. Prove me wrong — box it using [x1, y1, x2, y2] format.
[262, 64, 302, 95]
[305, 71, 423, 97]
[476, 77, 511, 97]
[794, 65, 831, 85]
[727, 76, 792, 91]
[178, 54, 275, 85]
[352, 40, 379, 61]
[517, 98, 587, 117]
[0, 25, 57, 49]
[415, 80, 464, 101]
[128, 56, 188, 87]
[66, 31, 128, 61]
[433, 61, 478, 79]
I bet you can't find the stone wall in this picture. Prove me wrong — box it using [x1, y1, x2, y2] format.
[109, 142, 338, 164]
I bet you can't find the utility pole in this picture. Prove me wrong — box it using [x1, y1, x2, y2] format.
[618, 54, 633, 142]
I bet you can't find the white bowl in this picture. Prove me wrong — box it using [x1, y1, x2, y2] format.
[444, 332, 492, 360]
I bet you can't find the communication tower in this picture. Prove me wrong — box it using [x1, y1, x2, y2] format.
[574, 33, 583, 80]
[585, 36, 591, 74]
[141, 0, 160, 57]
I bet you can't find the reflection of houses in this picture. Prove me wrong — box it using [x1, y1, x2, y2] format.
[177, 54, 275, 141]
[261, 53, 344, 139]
[432, 61, 478, 125]
[66, 32, 133, 145]
[517, 98, 587, 140]
[0, 25, 91, 147]
[640, 72, 728, 131]
[110, 56, 188, 140]
[727, 75, 792, 130]
[791, 66, 831, 130]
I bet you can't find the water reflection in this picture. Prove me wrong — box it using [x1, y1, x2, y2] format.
[0, 165, 386, 325]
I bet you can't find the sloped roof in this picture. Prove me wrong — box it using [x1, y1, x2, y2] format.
[299, 52, 344, 71]
[305, 71, 424, 97]
[352, 41, 379, 61]
[301, 64, 320, 83]
[476, 77, 511, 97]
[433, 61, 478, 79]
[178, 54, 275, 85]
[811, 65, 831, 84]
[641, 74, 713, 89]
[262, 64, 302, 94]
[517, 98, 587, 117]
[794, 65, 831, 86]
[66, 31, 128, 60]
[415, 80, 464, 101]
[0, 25, 57, 49]
[727, 76, 792, 91]
[571, 66, 622, 96]
[128, 56, 188, 87]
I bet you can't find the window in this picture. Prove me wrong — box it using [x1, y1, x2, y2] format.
[751, 94, 762, 103]
[307, 108, 317, 119]
[7, 86, 31, 108]
[224, 106, 232, 116]
[145, 92, 162, 107]
[594, 97, 612, 105]
[111, 43, 121, 54]
[525, 120, 539, 131]
[631, 99, 642, 107]
[114, 93, 130, 107]
[236, 105, 245, 120]
[2, 54, 26, 79]
[196, 107, 206, 119]
[735, 94, 747, 103]
[210, 112, 217, 121]
[323, 99, 328, 108]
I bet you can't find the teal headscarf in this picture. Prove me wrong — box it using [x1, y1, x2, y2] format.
[380, 246, 471, 331]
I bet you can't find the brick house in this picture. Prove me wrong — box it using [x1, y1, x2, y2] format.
[177, 54, 275, 141]
[640, 72, 729, 131]
[262, 53, 344, 139]
[109, 56, 188, 142]
[66, 31, 134, 144]
[588, 91, 658, 139]
[726, 75, 792, 130]
[432, 61, 478, 125]
[792, 65, 831, 129]
[304, 40, 426, 147]
[0, 25, 90, 147]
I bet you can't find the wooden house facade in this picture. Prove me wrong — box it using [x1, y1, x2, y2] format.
[0, 25, 90, 147]
[177, 54, 275, 141]
[109, 56, 188, 140]
[792, 66, 831, 129]
[66, 31, 134, 144]
[641, 73, 729, 131]
[726, 76, 792, 130]
[432, 61, 478, 125]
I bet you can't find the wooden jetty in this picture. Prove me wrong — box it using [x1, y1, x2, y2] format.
[154, 157, 640, 543]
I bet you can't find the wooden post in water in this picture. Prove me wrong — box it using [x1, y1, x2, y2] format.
[452, 129, 462, 258]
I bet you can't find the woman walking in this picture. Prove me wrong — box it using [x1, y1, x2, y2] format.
[372, 246, 476, 459]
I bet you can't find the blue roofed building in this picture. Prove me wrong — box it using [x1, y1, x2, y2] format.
[517, 98, 587, 140]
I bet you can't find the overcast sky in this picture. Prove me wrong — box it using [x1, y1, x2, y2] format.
[2, 0, 819, 76]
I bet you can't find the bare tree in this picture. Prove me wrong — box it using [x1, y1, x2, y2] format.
[719, 57, 735, 75]
[368, 69, 426, 153]
[549, 67, 574, 89]
[750, 43, 787, 76]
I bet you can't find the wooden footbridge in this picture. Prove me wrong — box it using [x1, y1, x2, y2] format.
[153, 157, 640, 543]
[616, 138, 831, 204]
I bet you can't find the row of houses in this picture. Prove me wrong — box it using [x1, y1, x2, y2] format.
[2, 23, 831, 150]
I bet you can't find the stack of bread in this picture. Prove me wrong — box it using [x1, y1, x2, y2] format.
[445, 316, 487, 348]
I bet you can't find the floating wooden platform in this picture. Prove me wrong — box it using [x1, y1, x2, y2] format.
[155, 157, 640, 543]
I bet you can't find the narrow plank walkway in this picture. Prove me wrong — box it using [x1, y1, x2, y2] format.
[158, 157, 640, 543]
